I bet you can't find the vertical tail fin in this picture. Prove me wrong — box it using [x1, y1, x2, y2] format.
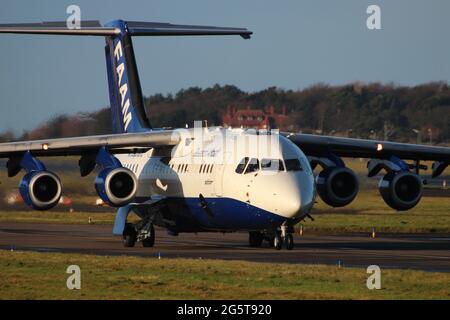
[103, 20, 251, 134]
[104, 20, 151, 133]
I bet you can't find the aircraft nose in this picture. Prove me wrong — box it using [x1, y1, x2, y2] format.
[274, 171, 316, 219]
[278, 184, 302, 218]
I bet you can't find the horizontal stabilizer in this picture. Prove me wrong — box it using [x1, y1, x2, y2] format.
[125, 21, 252, 39]
[0, 20, 118, 36]
[0, 20, 252, 38]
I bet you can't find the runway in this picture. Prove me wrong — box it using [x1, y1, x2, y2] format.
[1, 222, 450, 272]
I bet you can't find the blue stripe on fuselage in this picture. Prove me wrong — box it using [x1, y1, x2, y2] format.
[157, 196, 287, 232]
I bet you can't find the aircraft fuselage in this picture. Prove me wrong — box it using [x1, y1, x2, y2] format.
[117, 127, 316, 233]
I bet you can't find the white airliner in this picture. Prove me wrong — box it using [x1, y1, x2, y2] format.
[0, 20, 449, 250]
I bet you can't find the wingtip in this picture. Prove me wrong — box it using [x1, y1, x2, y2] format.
[240, 31, 253, 39]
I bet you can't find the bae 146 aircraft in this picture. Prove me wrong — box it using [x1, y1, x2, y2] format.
[0, 20, 449, 250]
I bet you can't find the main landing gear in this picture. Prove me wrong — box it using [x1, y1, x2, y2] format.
[248, 224, 295, 250]
[122, 220, 155, 248]
[123, 223, 137, 247]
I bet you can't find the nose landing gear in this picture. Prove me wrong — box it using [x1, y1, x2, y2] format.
[274, 233, 283, 250]
[248, 224, 295, 250]
[284, 233, 294, 250]
[273, 231, 294, 250]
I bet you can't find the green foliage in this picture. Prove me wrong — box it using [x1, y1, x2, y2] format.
[1, 82, 449, 143]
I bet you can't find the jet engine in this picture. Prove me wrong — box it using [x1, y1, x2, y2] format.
[95, 167, 137, 207]
[19, 170, 62, 210]
[378, 171, 423, 211]
[316, 167, 359, 207]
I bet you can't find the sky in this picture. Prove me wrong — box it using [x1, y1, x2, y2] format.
[1, 0, 449, 133]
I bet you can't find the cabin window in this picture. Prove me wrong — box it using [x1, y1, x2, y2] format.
[184, 164, 188, 173]
[235, 157, 249, 174]
[244, 158, 259, 174]
[210, 165, 214, 173]
[285, 159, 302, 171]
[261, 159, 284, 171]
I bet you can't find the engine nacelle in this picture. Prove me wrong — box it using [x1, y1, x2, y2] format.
[316, 167, 359, 207]
[95, 167, 137, 207]
[19, 170, 62, 210]
[379, 171, 423, 211]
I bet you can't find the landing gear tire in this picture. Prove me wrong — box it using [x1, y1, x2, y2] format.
[249, 231, 264, 247]
[284, 234, 294, 250]
[142, 224, 155, 248]
[123, 223, 137, 248]
[274, 234, 283, 250]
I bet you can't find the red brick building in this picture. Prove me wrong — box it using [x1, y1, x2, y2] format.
[222, 106, 287, 129]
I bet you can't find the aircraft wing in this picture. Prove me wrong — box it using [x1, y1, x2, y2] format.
[283, 132, 450, 177]
[283, 133, 450, 161]
[0, 130, 180, 158]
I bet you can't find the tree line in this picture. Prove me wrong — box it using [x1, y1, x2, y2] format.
[1, 82, 449, 144]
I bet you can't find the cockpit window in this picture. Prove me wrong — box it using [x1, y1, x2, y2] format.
[261, 159, 285, 171]
[244, 158, 259, 174]
[235, 157, 249, 174]
[285, 159, 302, 171]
